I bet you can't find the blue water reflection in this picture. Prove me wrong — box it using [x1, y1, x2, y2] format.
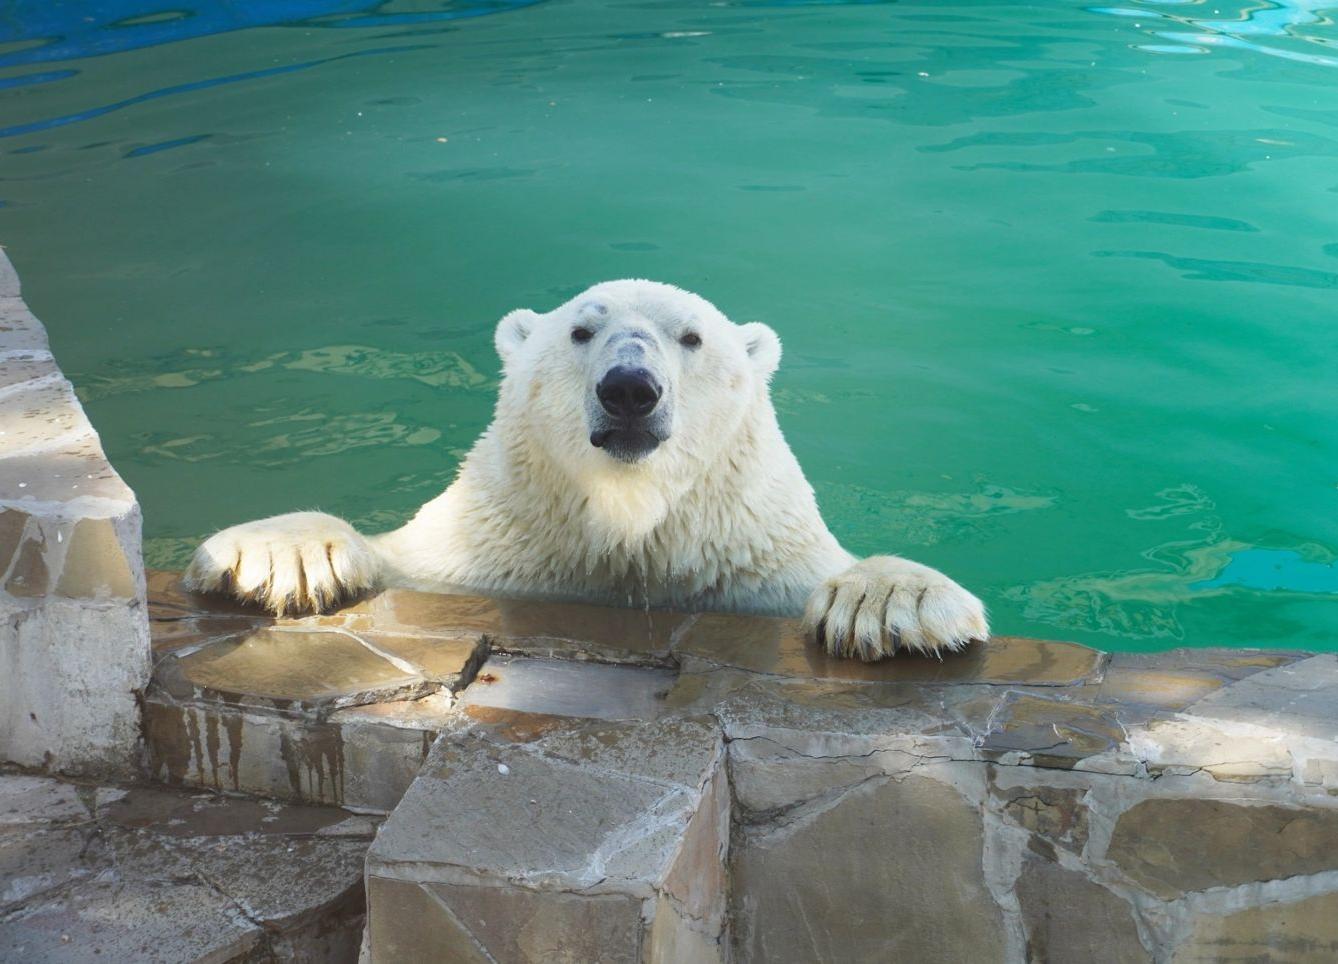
[1193, 549, 1338, 595]
[1094, 0, 1338, 68]
[0, 42, 435, 138]
[0, 1, 543, 138]
[0, 1, 543, 69]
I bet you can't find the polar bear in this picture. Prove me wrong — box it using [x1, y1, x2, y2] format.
[186, 280, 987, 659]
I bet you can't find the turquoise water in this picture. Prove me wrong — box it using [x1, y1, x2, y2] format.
[2, 0, 1335, 652]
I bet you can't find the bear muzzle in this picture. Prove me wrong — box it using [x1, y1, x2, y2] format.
[590, 366, 669, 462]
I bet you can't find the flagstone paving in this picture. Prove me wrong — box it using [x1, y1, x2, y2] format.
[0, 772, 374, 963]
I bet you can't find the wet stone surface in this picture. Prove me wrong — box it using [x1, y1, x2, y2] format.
[675, 612, 1105, 686]
[458, 654, 678, 722]
[1, 250, 150, 778]
[141, 573, 1338, 962]
[0, 772, 374, 963]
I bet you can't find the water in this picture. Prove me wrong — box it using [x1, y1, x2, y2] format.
[2, 0, 1335, 652]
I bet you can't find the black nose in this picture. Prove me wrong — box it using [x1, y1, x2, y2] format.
[596, 366, 662, 418]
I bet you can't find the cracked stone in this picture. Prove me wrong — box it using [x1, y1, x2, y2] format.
[369, 715, 725, 958]
[356, 632, 484, 687]
[177, 834, 369, 927]
[1173, 891, 1338, 963]
[0, 775, 373, 962]
[0, 826, 104, 912]
[367, 876, 488, 963]
[731, 773, 1004, 963]
[0, 879, 263, 964]
[0, 775, 108, 827]
[1130, 717, 1293, 783]
[648, 893, 724, 964]
[713, 675, 982, 753]
[371, 727, 705, 889]
[427, 881, 644, 964]
[1016, 855, 1148, 963]
[337, 587, 689, 664]
[979, 693, 1127, 769]
[994, 784, 1090, 855]
[728, 733, 901, 817]
[1107, 798, 1338, 899]
[161, 627, 429, 710]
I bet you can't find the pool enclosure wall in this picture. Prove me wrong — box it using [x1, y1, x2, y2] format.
[6, 247, 1338, 961]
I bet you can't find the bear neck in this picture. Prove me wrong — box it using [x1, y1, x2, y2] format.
[461, 390, 828, 607]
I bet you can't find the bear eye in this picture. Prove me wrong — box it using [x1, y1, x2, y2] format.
[679, 332, 702, 349]
[571, 327, 594, 344]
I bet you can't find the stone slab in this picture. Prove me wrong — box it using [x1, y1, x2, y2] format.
[731, 772, 1005, 963]
[336, 586, 690, 665]
[1016, 856, 1148, 963]
[160, 627, 435, 711]
[368, 715, 726, 961]
[457, 654, 677, 722]
[1107, 798, 1338, 899]
[675, 612, 1103, 686]
[1186, 654, 1338, 741]
[0, 775, 373, 962]
[1173, 891, 1338, 963]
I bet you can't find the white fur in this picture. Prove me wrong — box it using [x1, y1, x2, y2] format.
[185, 280, 987, 658]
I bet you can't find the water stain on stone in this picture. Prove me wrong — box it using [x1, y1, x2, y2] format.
[463, 705, 567, 743]
[185, 708, 205, 785]
[279, 725, 346, 805]
[142, 703, 192, 786]
[224, 714, 243, 792]
[204, 713, 221, 789]
[4, 521, 48, 597]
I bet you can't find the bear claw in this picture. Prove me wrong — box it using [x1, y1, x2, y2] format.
[804, 555, 988, 661]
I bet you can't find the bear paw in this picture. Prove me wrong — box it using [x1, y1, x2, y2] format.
[184, 512, 379, 616]
[803, 556, 988, 660]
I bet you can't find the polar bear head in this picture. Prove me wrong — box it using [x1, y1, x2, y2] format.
[492, 280, 782, 541]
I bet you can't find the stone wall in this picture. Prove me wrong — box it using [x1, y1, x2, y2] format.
[0, 250, 150, 777]
[146, 576, 1338, 962]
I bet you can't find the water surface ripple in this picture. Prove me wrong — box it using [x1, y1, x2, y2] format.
[1, 0, 1335, 651]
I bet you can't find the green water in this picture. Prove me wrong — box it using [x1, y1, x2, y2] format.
[2, 0, 1336, 651]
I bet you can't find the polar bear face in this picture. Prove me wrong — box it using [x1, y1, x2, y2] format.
[492, 280, 781, 536]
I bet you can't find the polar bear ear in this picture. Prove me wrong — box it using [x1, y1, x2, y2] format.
[739, 322, 782, 379]
[495, 308, 539, 362]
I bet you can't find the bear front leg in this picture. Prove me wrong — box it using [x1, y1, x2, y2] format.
[184, 511, 380, 616]
[803, 556, 988, 660]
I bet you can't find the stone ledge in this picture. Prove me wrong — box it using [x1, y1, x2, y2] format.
[0, 249, 151, 778]
[144, 572, 1338, 961]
